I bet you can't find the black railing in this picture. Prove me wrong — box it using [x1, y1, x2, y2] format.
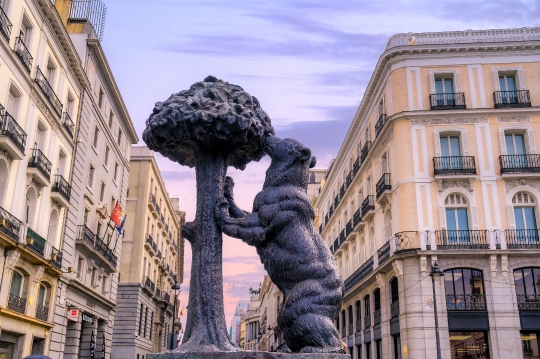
[143, 276, 155, 293]
[28, 147, 52, 181]
[361, 195, 375, 217]
[517, 294, 540, 311]
[353, 157, 360, 174]
[155, 288, 161, 298]
[78, 225, 96, 247]
[376, 173, 391, 198]
[149, 193, 157, 210]
[429, 93, 466, 110]
[355, 316, 362, 333]
[494, 90, 531, 108]
[52, 174, 71, 201]
[77, 225, 117, 267]
[353, 208, 362, 226]
[8, 293, 26, 314]
[14, 37, 33, 73]
[377, 241, 391, 265]
[26, 228, 46, 257]
[373, 309, 381, 326]
[63, 112, 74, 138]
[157, 249, 162, 259]
[361, 141, 372, 163]
[391, 300, 399, 318]
[348, 323, 353, 336]
[364, 312, 371, 329]
[433, 156, 476, 175]
[446, 294, 486, 311]
[344, 256, 374, 293]
[0, 106, 27, 153]
[50, 246, 62, 269]
[375, 114, 388, 137]
[36, 304, 49, 321]
[346, 220, 353, 237]
[0, 5, 12, 42]
[0, 205, 22, 241]
[35, 66, 63, 117]
[500, 154, 540, 174]
[505, 229, 540, 249]
[164, 292, 171, 304]
[435, 230, 489, 250]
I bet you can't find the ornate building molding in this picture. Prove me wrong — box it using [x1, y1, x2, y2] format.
[420, 256, 428, 278]
[437, 178, 474, 193]
[490, 255, 497, 278]
[33, 265, 45, 284]
[26, 176, 44, 198]
[5, 250, 20, 270]
[501, 255, 509, 277]
[392, 260, 403, 277]
[0, 149, 13, 168]
[504, 178, 540, 193]
[411, 117, 488, 126]
[376, 273, 385, 289]
[497, 116, 530, 123]
[30, 89, 52, 123]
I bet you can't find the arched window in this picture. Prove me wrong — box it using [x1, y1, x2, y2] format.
[391, 278, 399, 318]
[354, 300, 361, 333]
[364, 295, 371, 329]
[25, 187, 38, 226]
[366, 176, 372, 196]
[369, 227, 375, 256]
[384, 210, 392, 241]
[373, 289, 381, 326]
[347, 305, 353, 336]
[47, 208, 60, 247]
[514, 267, 540, 311]
[444, 268, 486, 311]
[36, 282, 51, 321]
[511, 192, 539, 244]
[443, 194, 471, 245]
[8, 269, 28, 314]
[340, 309, 346, 338]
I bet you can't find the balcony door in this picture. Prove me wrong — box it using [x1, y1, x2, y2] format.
[440, 136, 462, 170]
[445, 194, 469, 244]
[435, 77, 455, 107]
[514, 206, 538, 243]
[506, 133, 527, 168]
[499, 75, 517, 104]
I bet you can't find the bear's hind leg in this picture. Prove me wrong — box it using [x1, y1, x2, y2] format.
[282, 312, 343, 353]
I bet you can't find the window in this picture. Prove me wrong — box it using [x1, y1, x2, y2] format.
[138, 304, 144, 335]
[96, 221, 102, 238]
[347, 305, 353, 336]
[449, 332, 490, 359]
[364, 295, 370, 328]
[91, 267, 98, 287]
[512, 193, 538, 242]
[111, 196, 116, 213]
[355, 300, 361, 333]
[98, 88, 104, 108]
[76, 256, 84, 278]
[6, 83, 22, 119]
[83, 208, 90, 226]
[100, 181, 106, 202]
[143, 307, 148, 337]
[393, 335, 402, 359]
[391, 277, 399, 318]
[108, 111, 114, 127]
[521, 332, 539, 358]
[46, 58, 57, 86]
[439, 135, 463, 170]
[356, 344, 362, 359]
[92, 127, 99, 149]
[365, 342, 371, 359]
[87, 165, 95, 189]
[37, 283, 47, 306]
[445, 194, 469, 235]
[514, 267, 540, 311]
[149, 312, 154, 340]
[66, 92, 74, 116]
[9, 270, 23, 297]
[117, 129, 122, 146]
[375, 339, 382, 359]
[101, 275, 108, 294]
[104, 146, 110, 167]
[444, 268, 486, 311]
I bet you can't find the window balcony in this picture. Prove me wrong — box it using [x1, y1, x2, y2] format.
[361, 195, 375, 220]
[0, 105, 27, 159]
[429, 93, 466, 110]
[0, 205, 22, 242]
[435, 230, 489, 250]
[346, 219, 355, 240]
[353, 157, 360, 174]
[500, 154, 540, 174]
[28, 147, 52, 186]
[142, 276, 155, 296]
[62, 112, 75, 138]
[145, 234, 157, 256]
[35, 66, 63, 117]
[8, 293, 26, 314]
[373, 309, 381, 326]
[364, 312, 371, 329]
[374, 114, 388, 138]
[377, 241, 391, 265]
[76, 225, 117, 269]
[375, 173, 391, 200]
[433, 156, 476, 176]
[344, 256, 374, 293]
[355, 316, 362, 333]
[504, 229, 540, 249]
[26, 227, 46, 258]
[35, 304, 49, 321]
[50, 246, 62, 269]
[493, 90, 531, 108]
[51, 174, 71, 207]
[353, 207, 363, 230]
[148, 193, 158, 218]
[391, 300, 399, 318]
[517, 294, 540, 311]
[361, 141, 372, 163]
[14, 37, 33, 73]
[446, 294, 486, 311]
[0, 5, 12, 42]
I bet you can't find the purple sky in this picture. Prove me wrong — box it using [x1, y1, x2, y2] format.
[100, 0, 539, 327]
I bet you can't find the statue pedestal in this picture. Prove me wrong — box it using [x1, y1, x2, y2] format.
[148, 352, 351, 359]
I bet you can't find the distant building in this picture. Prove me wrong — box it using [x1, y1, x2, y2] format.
[242, 294, 261, 351]
[257, 275, 286, 352]
[229, 303, 246, 347]
[307, 168, 326, 202]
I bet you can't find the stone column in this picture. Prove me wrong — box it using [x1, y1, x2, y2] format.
[64, 317, 82, 359]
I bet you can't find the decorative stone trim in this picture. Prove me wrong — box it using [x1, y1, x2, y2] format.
[501, 255, 508, 278]
[504, 178, 540, 193]
[26, 176, 44, 198]
[411, 117, 488, 126]
[436, 178, 474, 193]
[420, 256, 427, 278]
[0, 150, 13, 168]
[30, 89, 52, 123]
[376, 273, 385, 288]
[392, 260, 403, 277]
[497, 116, 531, 123]
[5, 250, 20, 270]
[33, 265, 45, 284]
[490, 255, 497, 278]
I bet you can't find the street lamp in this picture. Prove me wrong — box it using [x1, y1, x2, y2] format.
[429, 261, 444, 359]
[169, 276, 181, 350]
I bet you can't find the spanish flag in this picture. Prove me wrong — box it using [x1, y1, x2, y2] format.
[110, 202, 124, 227]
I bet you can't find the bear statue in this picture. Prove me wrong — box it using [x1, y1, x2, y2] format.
[215, 134, 344, 353]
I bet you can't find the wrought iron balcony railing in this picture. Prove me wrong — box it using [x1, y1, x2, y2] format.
[355, 316, 362, 333]
[429, 92, 466, 110]
[494, 90, 531, 108]
[353, 208, 362, 226]
[35, 66, 63, 117]
[77, 225, 117, 267]
[62, 112, 74, 138]
[391, 300, 399, 318]
[373, 309, 381, 326]
[50, 246, 62, 269]
[361, 195, 375, 217]
[8, 293, 26, 314]
[28, 147, 52, 181]
[361, 141, 372, 163]
[375, 114, 388, 138]
[517, 294, 540, 311]
[52, 174, 71, 201]
[376, 173, 391, 198]
[500, 154, 540, 174]
[0, 205, 22, 241]
[435, 230, 489, 250]
[0, 106, 27, 153]
[164, 292, 171, 304]
[344, 256, 374, 293]
[347, 323, 353, 336]
[14, 37, 32, 73]
[364, 312, 371, 329]
[377, 241, 391, 265]
[155, 288, 161, 298]
[446, 294, 486, 311]
[0, 5, 11, 42]
[504, 229, 540, 249]
[433, 156, 476, 175]
[36, 304, 49, 321]
[26, 227, 46, 257]
[143, 276, 155, 293]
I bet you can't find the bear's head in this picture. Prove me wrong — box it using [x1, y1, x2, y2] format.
[263, 134, 316, 189]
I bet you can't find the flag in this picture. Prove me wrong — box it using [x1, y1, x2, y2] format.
[90, 330, 95, 359]
[179, 306, 185, 316]
[116, 215, 126, 235]
[109, 202, 124, 227]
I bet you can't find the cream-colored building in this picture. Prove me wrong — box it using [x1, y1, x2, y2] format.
[242, 294, 261, 351]
[256, 275, 286, 352]
[314, 27, 540, 359]
[0, 0, 87, 356]
[112, 146, 184, 359]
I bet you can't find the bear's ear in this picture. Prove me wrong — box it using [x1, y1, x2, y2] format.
[309, 156, 317, 168]
[298, 147, 312, 162]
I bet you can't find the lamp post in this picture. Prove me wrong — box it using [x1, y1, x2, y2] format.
[429, 261, 444, 359]
[169, 276, 181, 350]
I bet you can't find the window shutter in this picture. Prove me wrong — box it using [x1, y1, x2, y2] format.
[499, 130, 507, 155]
[527, 129, 537, 154]
[462, 131, 470, 156]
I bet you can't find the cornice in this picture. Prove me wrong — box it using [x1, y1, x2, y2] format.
[68, 278, 117, 310]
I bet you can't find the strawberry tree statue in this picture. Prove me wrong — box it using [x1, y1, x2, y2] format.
[143, 76, 274, 352]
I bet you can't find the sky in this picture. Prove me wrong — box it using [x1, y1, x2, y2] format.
[99, 0, 540, 329]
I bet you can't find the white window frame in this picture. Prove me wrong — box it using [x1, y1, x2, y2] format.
[498, 125, 536, 155]
[491, 67, 526, 91]
[429, 69, 462, 94]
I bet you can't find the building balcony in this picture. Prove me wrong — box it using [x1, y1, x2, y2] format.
[26, 227, 47, 258]
[344, 256, 374, 293]
[391, 300, 399, 318]
[429, 93, 466, 110]
[433, 156, 476, 176]
[517, 294, 540, 311]
[500, 154, 540, 175]
[27, 147, 52, 186]
[158, 214, 165, 228]
[148, 193, 158, 217]
[14, 37, 33, 73]
[361, 195, 375, 221]
[0, 5, 12, 42]
[374, 114, 388, 138]
[361, 141, 372, 163]
[377, 241, 391, 265]
[35, 304, 49, 321]
[49, 246, 62, 269]
[352, 208, 363, 231]
[375, 173, 391, 202]
[145, 234, 157, 256]
[364, 313, 371, 330]
[35, 66, 63, 117]
[62, 112, 75, 138]
[435, 230, 489, 250]
[51, 174, 71, 207]
[446, 294, 486, 311]
[76, 225, 117, 269]
[0, 106, 27, 159]
[0, 206, 22, 243]
[494, 90, 531, 108]
[353, 157, 360, 174]
[7, 293, 26, 314]
[373, 309, 381, 326]
[142, 276, 155, 296]
[346, 219, 355, 240]
[505, 229, 540, 249]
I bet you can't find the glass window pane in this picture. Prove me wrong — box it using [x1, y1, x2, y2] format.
[523, 268, 534, 295]
[514, 270, 525, 295]
[454, 270, 465, 295]
[525, 207, 537, 230]
[472, 270, 484, 295]
[515, 207, 526, 230]
[534, 268, 540, 296]
[10, 271, 22, 296]
[38, 285, 45, 306]
[450, 137, 461, 156]
[445, 270, 455, 295]
[462, 269, 473, 295]
[457, 209, 469, 231]
[514, 134, 526, 155]
[450, 332, 489, 359]
[435, 79, 444, 94]
[506, 134, 516, 155]
[521, 332, 539, 358]
[444, 78, 454, 93]
[499, 76, 507, 91]
[506, 76, 516, 91]
[440, 137, 450, 157]
[446, 209, 457, 231]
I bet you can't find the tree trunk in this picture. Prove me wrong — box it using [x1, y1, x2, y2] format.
[180, 151, 237, 352]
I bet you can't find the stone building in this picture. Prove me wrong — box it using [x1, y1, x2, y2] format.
[242, 294, 261, 351]
[256, 275, 286, 352]
[314, 27, 540, 359]
[0, 0, 87, 357]
[111, 146, 185, 359]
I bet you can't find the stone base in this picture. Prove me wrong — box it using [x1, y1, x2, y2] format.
[148, 352, 351, 359]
